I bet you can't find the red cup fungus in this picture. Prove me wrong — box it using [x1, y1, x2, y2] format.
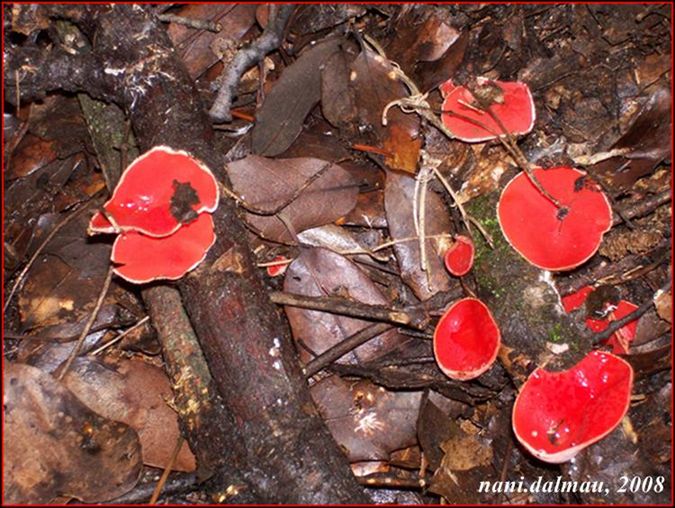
[88, 211, 117, 235]
[266, 255, 291, 277]
[561, 285, 596, 313]
[512, 350, 633, 463]
[87, 146, 220, 284]
[561, 286, 639, 354]
[497, 167, 612, 271]
[99, 146, 219, 238]
[111, 212, 216, 284]
[433, 298, 501, 380]
[443, 235, 475, 277]
[440, 77, 535, 143]
[586, 300, 639, 355]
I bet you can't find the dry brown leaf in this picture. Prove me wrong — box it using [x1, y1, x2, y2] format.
[311, 375, 422, 463]
[226, 155, 358, 243]
[283, 247, 407, 365]
[349, 48, 422, 173]
[251, 38, 343, 156]
[3, 362, 142, 504]
[17, 211, 135, 339]
[654, 290, 672, 324]
[62, 357, 196, 472]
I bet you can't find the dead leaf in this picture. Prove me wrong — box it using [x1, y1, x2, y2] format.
[251, 38, 343, 156]
[62, 357, 196, 472]
[654, 290, 671, 323]
[297, 224, 388, 263]
[384, 171, 453, 300]
[283, 247, 408, 365]
[349, 48, 422, 173]
[3, 362, 142, 503]
[226, 155, 358, 243]
[290, 5, 366, 35]
[17, 211, 136, 339]
[7, 133, 58, 179]
[429, 419, 493, 503]
[311, 375, 422, 462]
[342, 189, 388, 229]
[321, 45, 359, 134]
[167, 4, 257, 80]
[416, 394, 456, 470]
[590, 87, 672, 193]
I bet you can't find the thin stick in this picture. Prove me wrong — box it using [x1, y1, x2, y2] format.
[462, 85, 563, 210]
[358, 473, 428, 490]
[56, 267, 114, 381]
[209, 4, 295, 122]
[4, 202, 93, 313]
[88, 316, 150, 356]
[333, 233, 454, 261]
[257, 258, 293, 268]
[417, 166, 431, 286]
[303, 322, 393, 378]
[431, 166, 471, 230]
[592, 280, 672, 345]
[157, 13, 222, 32]
[269, 291, 429, 330]
[149, 435, 185, 504]
[467, 216, 495, 249]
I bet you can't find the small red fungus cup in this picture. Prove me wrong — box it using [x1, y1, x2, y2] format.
[443, 235, 475, 277]
[512, 350, 633, 464]
[433, 298, 501, 380]
[561, 286, 639, 354]
[100, 146, 219, 238]
[497, 167, 612, 271]
[440, 77, 535, 142]
[266, 255, 291, 277]
[111, 212, 216, 284]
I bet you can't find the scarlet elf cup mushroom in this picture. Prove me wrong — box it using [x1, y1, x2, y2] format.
[440, 77, 536, 142]
[88, 146, 219, 283]
[443, 235, 475, 277]
[497, 167, 612, 271]
[89, 146, 219, 237]
[562, 286, 639, 354]
[512, 351, 633, 464]
[433, 298, 501, 380]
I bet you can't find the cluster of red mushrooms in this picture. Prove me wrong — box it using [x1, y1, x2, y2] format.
[433, 77, 634, 464]
[88, 146, 219, 284]
[88, 78, 637, 466]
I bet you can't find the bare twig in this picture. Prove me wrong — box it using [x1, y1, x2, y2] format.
[358, 473, 429, 490]
[157, 13, 222, 33]
[612, 190, 670, 226]
[303, 322, 393, 378]
[56, 266, 114, 381]
[149, 435, 185, 504]
[269, 291, 430, 330]
[87, 316, 151, 356]
[209, 4, 295, 122]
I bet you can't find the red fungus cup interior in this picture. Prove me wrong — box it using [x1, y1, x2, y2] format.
[497, 167, 612, 271]
[103, 146, 219, 238]
[444, 235, 475, 277]
[440, 78, 535, 143]
[433, 298, 501, 381]
[512, 351, 633, 464]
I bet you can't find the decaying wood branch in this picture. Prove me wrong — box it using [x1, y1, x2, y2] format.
[5, 4, 366, 503]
